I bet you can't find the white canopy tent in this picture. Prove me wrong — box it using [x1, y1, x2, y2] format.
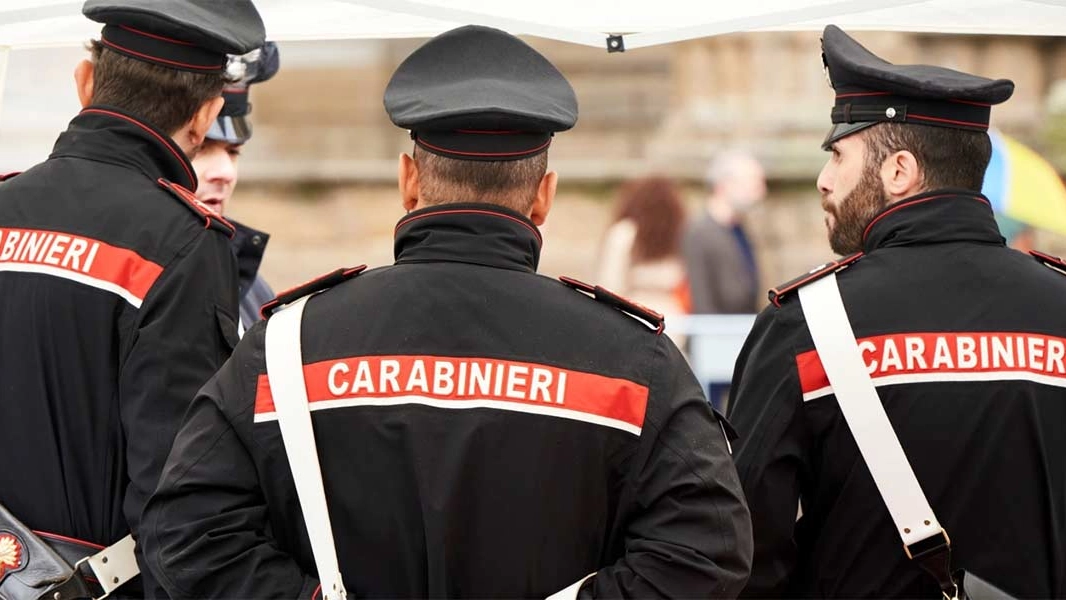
[3, 0, 1066, 51]
[2, 0, 1066, 114]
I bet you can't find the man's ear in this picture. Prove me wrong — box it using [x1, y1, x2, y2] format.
[74, 59, 94, 108]
[882, 149, 923, 200]
[184, 96, 225, 148]
[529, 170, 557, 226]
[398, 153, 420, 212]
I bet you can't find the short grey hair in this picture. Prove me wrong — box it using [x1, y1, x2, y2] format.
[704, 149, 762, 189]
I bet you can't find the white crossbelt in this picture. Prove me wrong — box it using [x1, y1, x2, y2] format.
[798, 274, 944, 548]
[265, 295, 347, 600]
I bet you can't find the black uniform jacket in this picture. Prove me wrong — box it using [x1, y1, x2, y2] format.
[0, 107, 240, 591]
[141, 203, 754, 599]
[728, 190, 1066, 598]
[231, 219, 274, 332]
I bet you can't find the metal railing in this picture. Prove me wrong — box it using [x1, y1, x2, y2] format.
[669, 314, 758, 392]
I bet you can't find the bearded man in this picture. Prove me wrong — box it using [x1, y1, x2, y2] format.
[727, 25, 1066, 598]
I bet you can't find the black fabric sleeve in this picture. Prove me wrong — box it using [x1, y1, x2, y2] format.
[727, 307, 811, 598]
[117, 230, 239, 597]
[585, 337, 754, 597]
[140, 329, 320, 599]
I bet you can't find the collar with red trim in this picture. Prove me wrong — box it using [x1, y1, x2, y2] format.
[861, 189, 1003, 253]
[50, 105, 197, 190]
[394, 202, 542, 273]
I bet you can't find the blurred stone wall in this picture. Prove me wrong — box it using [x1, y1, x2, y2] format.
[232, 181, 833, 306]
[6, 32, 1061, 299]
[227, 31, 1066, 297]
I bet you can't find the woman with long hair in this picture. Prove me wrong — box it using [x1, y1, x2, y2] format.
[598, 176, 689, 339]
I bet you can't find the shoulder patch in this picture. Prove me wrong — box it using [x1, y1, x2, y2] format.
[260, 265, 367, 319]
[1031, 250, 1066, 275]
[0, 172, 21, 182]
[769, 252, 864, 307]
[559, 276, 665, 334]
[157, 178, 236, 238]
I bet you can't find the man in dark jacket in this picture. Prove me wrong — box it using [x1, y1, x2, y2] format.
[0, 1, 263, 596]
[193, 42, 280, 332]
[728, 25, 1066, 598]
[141, 24, 753, 599]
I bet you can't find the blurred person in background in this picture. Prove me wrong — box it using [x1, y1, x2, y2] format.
[598, 175, 688, 343]
[682, 150, 766, 316]
[683, 151, 767, 409]
[194, 42, 279, 333]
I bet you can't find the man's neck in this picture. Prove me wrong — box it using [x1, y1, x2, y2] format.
[886, 184, 929, 207]
[171, 127, 198, 160]
[707, 195, 737, 226]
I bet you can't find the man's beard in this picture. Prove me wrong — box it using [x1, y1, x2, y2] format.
[825, 163, 890, 255]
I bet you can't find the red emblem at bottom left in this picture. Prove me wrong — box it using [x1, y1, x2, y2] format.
[0, 532, 24, 580]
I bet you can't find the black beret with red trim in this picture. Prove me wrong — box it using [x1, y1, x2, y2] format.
[83, 0, 265, 73]
[384, 25, 578, 162]
[821, 24, 1014, 150]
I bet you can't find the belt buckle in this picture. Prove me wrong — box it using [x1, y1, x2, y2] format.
[904, 529, 951, 560]
[73, 555, 110, 600]
[905, 530, 958, 600]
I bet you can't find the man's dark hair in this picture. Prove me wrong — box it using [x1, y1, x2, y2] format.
[88, 41, 228, 135]
[862, 122, 992, 191]
[413, 147, 548, 213]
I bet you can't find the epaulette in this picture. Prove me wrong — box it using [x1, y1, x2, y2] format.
[768, 252, 864, 307]
[260, 266, 368, 319]
[0, 171, 21, 182]
[559, 276, 665, 334]
[156, 178, 236, 238]
[1031, 250, 1066, 276]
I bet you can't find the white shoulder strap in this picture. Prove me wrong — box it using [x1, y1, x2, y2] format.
[797, 274, 944, 548]
[265, 295, 347, 600]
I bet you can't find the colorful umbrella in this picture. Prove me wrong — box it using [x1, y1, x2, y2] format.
[982, 130, 1066, 236]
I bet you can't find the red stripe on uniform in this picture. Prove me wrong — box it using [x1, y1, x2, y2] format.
[254, 355, 649, 433]
[0, 227, 163, 306]
[797, 331, 1066, 399]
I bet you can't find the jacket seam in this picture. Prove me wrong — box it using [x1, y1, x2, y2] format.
[636, 338, 737, 593]
[148, 417, 235, 598]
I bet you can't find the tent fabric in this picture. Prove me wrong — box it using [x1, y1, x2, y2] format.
[2, 0, 1066, 50]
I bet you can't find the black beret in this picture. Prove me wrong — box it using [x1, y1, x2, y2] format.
[83, 0, 266, 73]
[208, 42, 281, 144]
[821, 24, 1014, 149]
[384, 25, 578, 161]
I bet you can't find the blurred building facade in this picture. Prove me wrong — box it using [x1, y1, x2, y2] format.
[3, 31, 1066, 294]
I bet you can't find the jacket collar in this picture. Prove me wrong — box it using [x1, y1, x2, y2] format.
[230, 219, 270, 294]
[394, 202, 542, 273]
[862, 189, 1004, 253]
[49, 105, 198, 190]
